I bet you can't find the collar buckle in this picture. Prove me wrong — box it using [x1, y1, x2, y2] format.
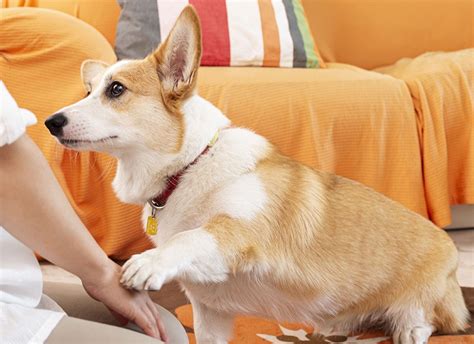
[149, 198, 166, 210]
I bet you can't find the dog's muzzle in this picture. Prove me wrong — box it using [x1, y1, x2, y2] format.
[45, 113, 68, 137]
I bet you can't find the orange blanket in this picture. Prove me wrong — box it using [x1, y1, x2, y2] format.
[198, 64, 429, 218]
[377, 49, 474, 227]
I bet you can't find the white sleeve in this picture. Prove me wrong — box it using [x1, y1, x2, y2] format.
[0, 81, 37, 147]
[0, 83, 43, 307]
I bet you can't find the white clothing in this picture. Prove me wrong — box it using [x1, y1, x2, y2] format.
[0, 81, 65, 344]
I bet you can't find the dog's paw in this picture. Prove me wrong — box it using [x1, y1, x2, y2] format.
[120, 250, 174, 290]
[392, 325, 432, 344]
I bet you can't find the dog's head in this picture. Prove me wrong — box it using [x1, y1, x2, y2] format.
[45, 6, 201, 156]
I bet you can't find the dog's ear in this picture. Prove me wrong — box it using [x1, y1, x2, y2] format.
[81, 60, 109, 93]
[151, 5, 202, 111]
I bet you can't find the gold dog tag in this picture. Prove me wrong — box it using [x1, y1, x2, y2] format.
[146, 216, 158, 235]
[146, 206, 158, 235]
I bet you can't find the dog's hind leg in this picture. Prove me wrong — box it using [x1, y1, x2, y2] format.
[121, 228, 229, 290]
[433, 272, 469, 334]
[390, 307, 434, 344]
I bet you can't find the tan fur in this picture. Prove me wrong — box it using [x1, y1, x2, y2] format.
[206, 147, 468, 332]
[151, 6, 202, 117]
[113, 60, 185, 153]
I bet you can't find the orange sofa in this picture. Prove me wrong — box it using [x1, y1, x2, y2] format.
[1, 0, 473, 259]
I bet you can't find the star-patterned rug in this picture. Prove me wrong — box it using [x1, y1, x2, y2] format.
[174, 287, 473, 344]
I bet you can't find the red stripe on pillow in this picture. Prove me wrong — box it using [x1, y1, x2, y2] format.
[190, 0, 230, 66]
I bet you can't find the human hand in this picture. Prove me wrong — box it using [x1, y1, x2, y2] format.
[81, 260, 167, 342]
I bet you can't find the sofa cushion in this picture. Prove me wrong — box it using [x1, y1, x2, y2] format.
[115, 0, 325, 68]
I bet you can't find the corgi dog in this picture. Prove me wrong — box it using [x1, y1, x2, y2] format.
[45, 6, 468, 344]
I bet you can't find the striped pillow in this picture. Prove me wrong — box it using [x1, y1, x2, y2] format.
[115, 0, 325, 68]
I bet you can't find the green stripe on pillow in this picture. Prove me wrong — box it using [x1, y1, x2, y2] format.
[292, 0, 319, 68]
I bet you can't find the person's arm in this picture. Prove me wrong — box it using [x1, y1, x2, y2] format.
[0, 135, 166, 341]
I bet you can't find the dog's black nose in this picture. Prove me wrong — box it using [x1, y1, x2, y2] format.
[45, 113, 68, 136]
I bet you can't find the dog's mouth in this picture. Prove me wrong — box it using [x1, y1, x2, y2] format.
[60, 135, 118, 147]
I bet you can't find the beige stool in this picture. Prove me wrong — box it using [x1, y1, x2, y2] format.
[44, 281, 188, 344]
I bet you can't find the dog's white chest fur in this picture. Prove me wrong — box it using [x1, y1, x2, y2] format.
[182, 273, 337, 325]
[144, 171, 268, 245]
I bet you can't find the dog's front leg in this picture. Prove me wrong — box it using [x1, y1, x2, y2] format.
[120, 228, 229, 290]
[186, 294, 234, 344]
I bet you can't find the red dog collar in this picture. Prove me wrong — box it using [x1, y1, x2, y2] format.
[148, 131, 219, 210]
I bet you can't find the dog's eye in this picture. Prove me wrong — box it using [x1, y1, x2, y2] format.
[107, 81, 125, 98]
